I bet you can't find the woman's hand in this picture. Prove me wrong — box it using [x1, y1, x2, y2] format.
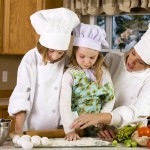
[97, 129, 116, 141]
[70, 113, 112, 129]
[65, 131, 80, 141]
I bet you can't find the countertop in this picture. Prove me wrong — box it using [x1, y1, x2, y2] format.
[1, 141, 149, 150]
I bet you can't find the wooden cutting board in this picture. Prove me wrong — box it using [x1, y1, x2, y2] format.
[23, 129, 65, 138]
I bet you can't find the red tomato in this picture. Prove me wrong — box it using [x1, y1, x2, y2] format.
[147, 140, 150, 148]
[148, 125, 150, 129]
[138, 127, 150, 137]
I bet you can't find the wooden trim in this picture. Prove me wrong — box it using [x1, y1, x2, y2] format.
[0, 105, 8, 109]
[37, 0, 44, 10]
[0, 90, 12, 98]
[3, 0, 10, 53]
[0, 0, 3, 53]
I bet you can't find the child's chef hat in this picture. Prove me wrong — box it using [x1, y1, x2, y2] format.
[73, 23, 109, 51]
[134, 23, 150, 65]
[30, 8, 80, 50]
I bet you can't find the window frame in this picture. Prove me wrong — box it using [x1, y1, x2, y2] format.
[91, 15, 150, 52]
[90, 16, 113, 52]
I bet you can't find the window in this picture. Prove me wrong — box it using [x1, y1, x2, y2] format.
[94, 15, 150, 52]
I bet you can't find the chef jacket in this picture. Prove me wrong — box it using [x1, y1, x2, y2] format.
[8, 48, 66, 131]
[105, 52, 150, 127]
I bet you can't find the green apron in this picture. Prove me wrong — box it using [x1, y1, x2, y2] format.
[69, 65, 114, 136]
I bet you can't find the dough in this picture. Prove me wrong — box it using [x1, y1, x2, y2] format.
[12, 135, 20, 144]
[17, 137, 28, 146]
[21, 135, 31, 141]
[31, 135, 41, 146]
[41, 137, 51, 146]
[22, 140, 33, 150]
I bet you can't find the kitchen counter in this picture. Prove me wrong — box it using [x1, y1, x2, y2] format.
[2, 141, 149, 150]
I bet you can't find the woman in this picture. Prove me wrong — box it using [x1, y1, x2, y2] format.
[70, 24, 150, 139]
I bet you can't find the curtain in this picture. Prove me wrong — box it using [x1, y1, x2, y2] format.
[63, 0, 150, 15]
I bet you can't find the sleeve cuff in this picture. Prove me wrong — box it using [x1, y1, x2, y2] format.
[8, 99, 31, 116]
[109, 112, 122, 127]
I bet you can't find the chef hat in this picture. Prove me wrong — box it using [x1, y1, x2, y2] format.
[30, 8, 80, 50]
[73, 23, 109, 51]
[134, 23, 150, 65]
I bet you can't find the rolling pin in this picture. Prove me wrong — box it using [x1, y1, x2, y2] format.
[23, 129, 65, 138]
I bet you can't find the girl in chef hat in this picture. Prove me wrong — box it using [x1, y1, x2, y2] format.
[8, 8, 80, 134]
[60, 23, 115, 141]
[70, 24, 150, 140]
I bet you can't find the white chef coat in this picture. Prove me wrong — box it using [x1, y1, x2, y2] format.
[60, 66, 115, 133]
[105, 52, 150, 127]
[8, 47, 66, 131]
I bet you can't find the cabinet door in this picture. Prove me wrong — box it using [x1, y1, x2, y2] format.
[3, 0, 44, 55]
[0, 109, 3, 118]
[0, 0, 3, 53]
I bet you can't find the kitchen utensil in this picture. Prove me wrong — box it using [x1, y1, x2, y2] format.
[0, 118, 11, 145]
[23, 129, 65, 138]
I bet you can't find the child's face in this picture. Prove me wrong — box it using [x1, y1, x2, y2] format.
[126, 48, 150, 72]
[47, 49, 65, 61]
[76, 47, 99, 69]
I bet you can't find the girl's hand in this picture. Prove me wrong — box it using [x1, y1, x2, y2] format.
[9, 131, 23, 139]
[65, 131, 80, 141]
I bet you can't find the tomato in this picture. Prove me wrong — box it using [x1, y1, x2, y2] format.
[138, 127, 150, 137]
[147, 140, 150, 148]
[148, 125, 150, 129]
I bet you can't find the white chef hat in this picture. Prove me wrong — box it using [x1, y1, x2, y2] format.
[134, 23, 150, 65]
[30, 8, 80, 50]
[73, 23, 109, 51]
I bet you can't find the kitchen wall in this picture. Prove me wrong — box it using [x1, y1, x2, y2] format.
[0, 55, 22, 90]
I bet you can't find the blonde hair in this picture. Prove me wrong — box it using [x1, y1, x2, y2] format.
[37, 41, 49, 65]
[70, 46, 107, 83]
[37, 41, 66, 65]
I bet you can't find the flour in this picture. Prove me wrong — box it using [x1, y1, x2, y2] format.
[14, 136, 112, 148]
[48, 137, 111, 147]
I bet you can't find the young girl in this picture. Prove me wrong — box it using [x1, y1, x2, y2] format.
[8, 8, 80, 134]
[60, 23, 115, 141]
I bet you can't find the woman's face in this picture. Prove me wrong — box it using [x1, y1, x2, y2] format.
[47, 49, 65, 61]
[126, 48, 149, 72]
[76, 47, 99, 69]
